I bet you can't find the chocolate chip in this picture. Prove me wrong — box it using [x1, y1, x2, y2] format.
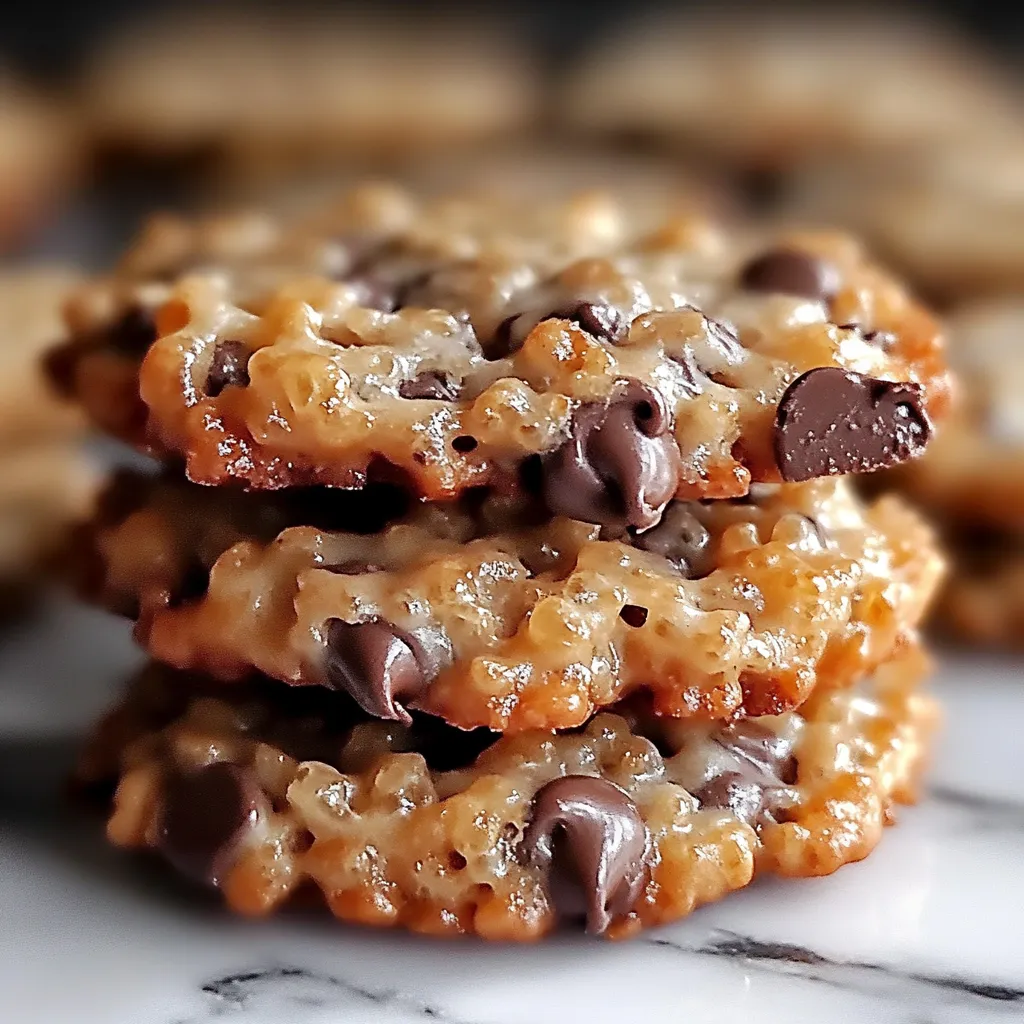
[718, 721, 798, 784]
[398, 371, 460, 401]
[158, 763, 262, 885]
[490, 301, 625, 359]
[205, 341, 251, 398]
[559, 301, 625, 343]
[541, 379, 681, 532]
[108, 305, 158, 355]
[521, 775, 650, 934]
[631, 502, 713, 577]
[619, 604, 648, 628]
[774, 367, 932, 482]
[693, 722, 796, 827]
[739, 249, 840, 301]
[324, 619, 429, 724]
[167, 560, 210, 607]
[863, 330, 898, 353]
[693, 771, 771, 827]
[347, 275, 399, 313]
[451, 435, 478, 454]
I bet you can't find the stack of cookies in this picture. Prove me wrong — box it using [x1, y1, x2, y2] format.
[57, 183, 949, 939]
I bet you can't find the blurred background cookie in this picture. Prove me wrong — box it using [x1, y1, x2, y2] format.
[79, 11, 541, 170]
[0, 268, 83, 446]
[0, 78, 81, 250]
[780, 140, 1024, 303]
[559, 10, 1022, 176]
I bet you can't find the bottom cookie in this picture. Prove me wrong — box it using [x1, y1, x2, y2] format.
[80, 646, 935, 940]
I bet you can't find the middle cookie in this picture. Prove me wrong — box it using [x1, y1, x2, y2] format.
[80, 473, 943, 732]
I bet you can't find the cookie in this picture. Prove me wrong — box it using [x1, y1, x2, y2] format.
[0, 79, 81, 247]
[45, 184, 654, 448]
[877, 300, 1024, 647]
[81, 13, 539, 161]
[79, 469, 943, 732]
[781, 141, 1024, 301]
[929, 530, 1024, 648]
[78, 642, 934, 940]
[53, 187, 949, 504]
[560, 11, 1021, 173]
[0, 269, 84, 446]
[0, 443, 98, 584]
[890, 300, 1024, 532]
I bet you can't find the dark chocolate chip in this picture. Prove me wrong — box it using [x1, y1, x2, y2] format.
[693, 771, 771, 827]
[108, 305, 158, 355]
[451, 435, 478, 454]
[739, 249, 840, 301]
[631, 502, 713, 578]
[347, 275, 399, 313]
[521, 775, 650, 934]
[205, 341, 251, 398]
[490, 301, 625, 359]
[559, 301, 625, 343]
[693, 722, 797, 827]
[718, 721, 798, 785]
[323, 560, 384, 575]
[541, 379, 681, 532]
[774, 367, 932, 482]
[324, 619, 429, 724]
[158, 763, 262, 885]
[619, 604, 648, 628]
[167, 560, 210, 607]
[398, 371, 460, 401]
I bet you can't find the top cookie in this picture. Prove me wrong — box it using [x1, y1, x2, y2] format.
[50, 186, 948, 525]
[560, 12, 1021, 172]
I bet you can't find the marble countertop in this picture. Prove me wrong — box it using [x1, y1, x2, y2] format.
[1, 597, 1021, 1024]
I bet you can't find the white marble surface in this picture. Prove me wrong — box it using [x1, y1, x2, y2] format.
[2, 597, 1022, 1024]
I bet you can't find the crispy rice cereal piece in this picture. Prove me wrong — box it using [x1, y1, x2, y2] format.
[132, 207, 948, 503]
[79, 644, 935, 940]
[81, 473, 943, 731]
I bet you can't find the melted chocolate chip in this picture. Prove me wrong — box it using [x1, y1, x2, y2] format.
[693, 722, 797, 828]
[490, 301, 625, 358]
[347, 274, 399, 313]
[774, 367, 932, 482]
[324, 618, 433, 724]
[559, 301, 625, 343]
[739, 249, 840, 301]
[158, 763, 262, 885]
[521, 775, 650, 934]
[205, 341, 251, 398]
[108, 306, 158, 355]
[398, 371, 460, 401]
[541, 379, 681, 532]
[631, 502, 713, 578]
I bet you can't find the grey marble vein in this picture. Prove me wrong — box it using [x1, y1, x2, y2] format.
[929, 784, 1024, 830]
[648, 929, 1024, 1017]
[171, 965, 479, 1024]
